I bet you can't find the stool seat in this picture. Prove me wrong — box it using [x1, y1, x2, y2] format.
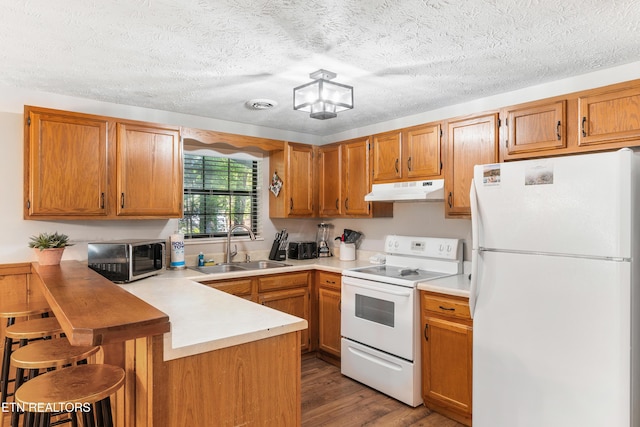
[0, 300, 50, 319]
[15, 364, 125, 408]
[5, 318, 62, 340]
[11, 340, 100, 370]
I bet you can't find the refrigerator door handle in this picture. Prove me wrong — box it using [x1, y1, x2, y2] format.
[469, 179, 479, 318]
[470, 249, 478, 319]
[470, 178, 479, 250]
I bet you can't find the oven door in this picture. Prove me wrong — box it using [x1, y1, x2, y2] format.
[341, 275, 415, 361]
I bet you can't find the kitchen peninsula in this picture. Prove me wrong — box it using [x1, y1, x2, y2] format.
[30, 261, 308, 426]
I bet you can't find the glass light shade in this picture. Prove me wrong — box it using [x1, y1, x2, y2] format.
[293, 77, 353, 120]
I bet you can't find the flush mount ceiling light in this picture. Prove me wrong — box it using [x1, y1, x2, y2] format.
[293, 69, 354, 120]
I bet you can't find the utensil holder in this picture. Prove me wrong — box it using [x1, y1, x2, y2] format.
[339, 243, 356, 261]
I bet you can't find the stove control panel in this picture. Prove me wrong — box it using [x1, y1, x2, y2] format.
[385, 235, 462, 260]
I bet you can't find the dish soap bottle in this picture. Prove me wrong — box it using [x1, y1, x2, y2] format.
[198, 252, 205, 267]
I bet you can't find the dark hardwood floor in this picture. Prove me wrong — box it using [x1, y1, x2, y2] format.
[301, 356, 466, 427]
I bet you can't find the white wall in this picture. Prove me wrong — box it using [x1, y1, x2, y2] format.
[2, 60, 640, 264]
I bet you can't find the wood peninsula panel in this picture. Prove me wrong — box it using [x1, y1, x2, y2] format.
[141, 332, 301, 426]
[31, 261, 169, 346]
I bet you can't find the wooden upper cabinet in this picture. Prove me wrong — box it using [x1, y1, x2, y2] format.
[372, 124, 442, 184]
[445, 113, 498, 218]
[502, 100, 566, 158]
[24, 106, 183, 220]
[405, 123, 442, 179]
[24, 107, 109, 218]
[269, 142, 315, 218]
[116, 122, 183, 217]
[287, 143, 315, 216]
[343, 137, 374, 216]
[578, 85, 640, 147]
[372, 130, 402, 183]
[318, 144, 342, 217]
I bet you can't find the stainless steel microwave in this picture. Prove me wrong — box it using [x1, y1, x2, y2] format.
[88, 240, 165, 283]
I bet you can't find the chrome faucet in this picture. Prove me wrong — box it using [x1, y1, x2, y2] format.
[226, 224, 256, 263]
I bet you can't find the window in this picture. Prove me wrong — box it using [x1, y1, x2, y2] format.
[179, 152, 260, 239]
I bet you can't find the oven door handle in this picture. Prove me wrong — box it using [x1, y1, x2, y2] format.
[345, 282, 412, 297]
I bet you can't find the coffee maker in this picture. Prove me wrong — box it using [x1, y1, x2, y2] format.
[316, 223, 332, 257]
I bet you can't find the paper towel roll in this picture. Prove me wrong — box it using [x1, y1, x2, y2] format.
[339, 242, 356, 261]
[170, 233, 186, 269]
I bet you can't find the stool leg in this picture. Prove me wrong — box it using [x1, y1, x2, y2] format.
[95, 401, 103, 427]
[102, 397, 114, 427]
[82, 405, 95, 427]
[1, 336, 14, 403]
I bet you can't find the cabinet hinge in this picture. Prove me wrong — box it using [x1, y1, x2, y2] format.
[440, 161, 443, 170]
[367, 143, 371, 150]
[26, 117, 31, 126]
[498, 118, 501, 127]
[505, 118, 508, 127]
[439, 129, 443, 138]
[26, 199, 30, 209]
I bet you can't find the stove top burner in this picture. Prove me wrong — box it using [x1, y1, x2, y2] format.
[345, 264, 452, 284]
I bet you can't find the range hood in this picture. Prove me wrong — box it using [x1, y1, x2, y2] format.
[364, 179, 445, 202]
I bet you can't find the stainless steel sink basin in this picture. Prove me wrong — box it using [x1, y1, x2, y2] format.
[189, 260, 290, 275]
[241, 260, 290, 269]
[190, 264, 248, 274]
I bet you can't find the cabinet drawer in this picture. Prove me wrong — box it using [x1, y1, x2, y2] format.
[422, 293, 470, 319]
[316, 271, 341, 290]
[258, 272, 309, 292]
[201, 278, 253, 297]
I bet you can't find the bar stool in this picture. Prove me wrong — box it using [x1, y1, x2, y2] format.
[1, 300, 52, 404]
[10, 339, 100, 427]
[14, 364, 125, 427]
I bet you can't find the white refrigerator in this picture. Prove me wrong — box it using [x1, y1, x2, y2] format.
[470, 148, 639, 427]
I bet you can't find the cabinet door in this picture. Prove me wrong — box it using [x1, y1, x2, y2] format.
[504, 100, 566, 157]
[318, 286, 341, 358]
[25, 109, 109, 218]
[405, 124, 442, 179]
[286, 143, 315, 216]
[259, 288, 310, 352]
[372, 130, 402, 183]
[422, 316, 473, 420]
[445, 113, 498, 218]
[343, 137, 371, 216]
[578, 86, 640, 146]
[200, 278, 255, 301]
[318, 144, 342, 217]
[116, 123, 182, 217]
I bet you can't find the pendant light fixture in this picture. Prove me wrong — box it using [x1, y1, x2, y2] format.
[293, 69, 354, 120]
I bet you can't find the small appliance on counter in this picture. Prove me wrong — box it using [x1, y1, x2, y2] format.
[316, 223, 332, 257]
[88, 239, 165, 283]
[287, 241, 317, 260]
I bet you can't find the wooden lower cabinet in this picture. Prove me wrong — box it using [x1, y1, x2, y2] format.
[316, 271, 341, 365]
[0, 263, 48, 355]
[199, 271, 312, 352]
[420, 291, 473, 426]
[200, 277, 255, 301]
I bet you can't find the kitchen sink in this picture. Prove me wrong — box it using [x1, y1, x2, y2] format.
[241, 260, 290, 269]
[189, 260, 290, 275]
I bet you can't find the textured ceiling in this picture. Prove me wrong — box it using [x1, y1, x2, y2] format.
[1, 0, 639, 137]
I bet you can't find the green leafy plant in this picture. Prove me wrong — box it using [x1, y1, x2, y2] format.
[28, 232, 73, 251]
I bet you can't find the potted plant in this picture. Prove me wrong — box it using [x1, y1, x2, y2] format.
[28, 232, 73, 265]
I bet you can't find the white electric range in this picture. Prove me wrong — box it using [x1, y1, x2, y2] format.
[341, 235, 463, 407]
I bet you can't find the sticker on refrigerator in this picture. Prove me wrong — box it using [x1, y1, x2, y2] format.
[482, 164, 501, 186]
[525, 163, 554, 185]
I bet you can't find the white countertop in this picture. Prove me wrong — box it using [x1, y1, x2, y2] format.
[118, 257, 372, 361]
[120, 277, 307, 361]
[416, 262, 472, 298]
[118, 256, 468, 362]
